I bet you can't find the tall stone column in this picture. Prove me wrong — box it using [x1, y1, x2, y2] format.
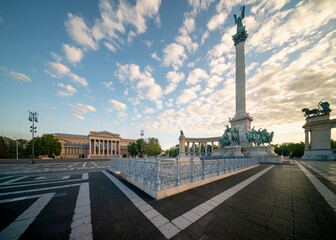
[187, 142, 190, 155]
[193, 142, 195, 154]
[305, 130, 309, 150]
[199, 142, 201, 154]
[205, 142, 207, 155]
[118, 141, 120, 156]
[230, 6, 253, 147]
[211, 142, 214, 153]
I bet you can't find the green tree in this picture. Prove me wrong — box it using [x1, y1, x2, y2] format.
[39, 134, 62, 157]
[136, 138, 147, 157]
[0, 136, 9, 159]
[128, 142, 138, 156]
[24, 137, 42, 158]
[147, 137, 161, 156]
[166, 145, 178, 157]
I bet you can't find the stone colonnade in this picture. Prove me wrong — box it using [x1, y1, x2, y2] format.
[179, 135, 222, 156]
[89, 138, 120, 156]
[63, 145, 89, 157]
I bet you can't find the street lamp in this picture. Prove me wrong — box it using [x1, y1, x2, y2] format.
[28, 111, 38, 164]
[140, 130, 144, 158]
[14, 137, 18, 160]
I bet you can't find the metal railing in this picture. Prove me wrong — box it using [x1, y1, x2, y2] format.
[110, 156, 258, 191]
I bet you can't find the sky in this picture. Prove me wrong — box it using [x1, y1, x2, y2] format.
[0, 0, 335, 150]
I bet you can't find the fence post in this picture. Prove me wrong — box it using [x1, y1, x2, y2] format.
[155, 156, 161, 191]
[128, 156, 132, 177]
[143, 156, 147, 185]
[176, 156, 179, 186]
[217, 157, 220, 175]
[191, 155, 194, 182]
[202, 155, 205, 179]
[134, 156, 138, 181]
[223, 157, 226, 174]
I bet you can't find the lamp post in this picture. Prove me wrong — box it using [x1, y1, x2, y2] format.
[14, 137, 18, 160]
[28, 111, 38, 164]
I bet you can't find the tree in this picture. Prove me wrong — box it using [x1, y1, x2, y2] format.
[166, 145, 178, 157]
[128, 142, 138, 156]
[40, 134, 61, 157]
[0, 136, 9, 159]
[332, 139, 336, 149]
[147, 137, 161, 156]
[136, 138, 147, 157]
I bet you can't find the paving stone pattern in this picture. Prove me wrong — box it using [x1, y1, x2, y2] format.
[0, 161, 335, 239]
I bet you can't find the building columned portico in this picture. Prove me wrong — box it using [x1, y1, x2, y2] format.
[179, 134, 222, 156]
[52, 131, 135, 159]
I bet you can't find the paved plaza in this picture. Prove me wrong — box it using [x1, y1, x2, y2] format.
[0, 160, 335, 239]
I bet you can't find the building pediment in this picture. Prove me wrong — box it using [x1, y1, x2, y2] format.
[89, 131, 120, 139]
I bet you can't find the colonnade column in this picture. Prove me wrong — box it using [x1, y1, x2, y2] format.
[89, 140, 91, 157]
[305, 130, 310, 150]
[187, 142, 190, 155]
[193, 143, 195, 155]
[205, 142, 207, 155]
[211, 142, 214, 153]
[199, 142, 201, 155]
[118, 141, 120, 156]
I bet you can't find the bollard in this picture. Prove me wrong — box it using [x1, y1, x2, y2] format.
[176, 156, 179, 186]
[191, 156, 194, 182]
[154, 156, 161, 191]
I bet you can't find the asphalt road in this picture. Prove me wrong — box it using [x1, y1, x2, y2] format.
[0, 160, 335, 239]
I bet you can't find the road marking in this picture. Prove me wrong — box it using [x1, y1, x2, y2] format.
[0, 183, 81, 196]
[301, 161, 336, 185]
[297, 162, 336, 212]
[102, 165, 274, 239]
[0, 178, 87, 189]
[82, 162, 86, 168]
[0, 194, 42, 204]
[62, 176, 70, 180]
[70, 182, 92, 240]
[0, 176, 29, 185]
[68, 163, 79, 168]
[91, 162, 97, 167]
[0, 176, 13, 181]
[35, 176, 45, 180]
[82, 173, 88, 180]
[0, 193, 55, 240]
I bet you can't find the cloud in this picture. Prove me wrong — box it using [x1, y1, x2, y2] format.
[177, 85, 201, 105]
[72, 113, 85, 120]
[57, 83, 77, 97]
[63, 44, 84, 64]
[65, 13, 98, 50]
[46, 62, 70, 78]
[115, 63, 163, 102]
[207, 12, 228, 31]
[103, 81, 114, 91]
[45, 61, 88, 87]
[162, 43, 187, 70]
[151, 52, 161, 61]
[108, 99, 127, 111]
[201, 30, 209, 44]
[186, 68, 209, 86]
[144, 40, 152, 48]
[9, 71, 31, 82]
[143, 107, 155, 114]
[189, 0, 215, 16]
[71, 103, 96, 113]
[164, 71, 185, 95]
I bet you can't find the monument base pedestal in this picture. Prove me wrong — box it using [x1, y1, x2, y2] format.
[302, 149, 336, 160]
[224, 146, 244, 157]
[230, 113, 253, 146]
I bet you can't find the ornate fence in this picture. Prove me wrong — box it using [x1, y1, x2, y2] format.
[110, 156, 258, 191]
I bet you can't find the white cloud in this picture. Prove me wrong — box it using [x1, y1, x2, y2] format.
[164, 71, 185, 95]
[186, 68, 209, 86]
[207, 12, 228, 31]
[177, 84, 201, 105]
[57, 83, 77, 97]
[45, 61, 88, 87]
[117, 112, 127, 118]
[50, 52, 62, 62]
[115, 63, 163, 102]
[65, 13, 98, 50]
[63, 44, 84, 64]
[162, 43, 187, 70]
[46, 62, 70, 78]
[108, 99, 127, 111]
[201, 30, 209, 44]
[70, 103, 96, 114]
[9, 71, 31, 82]
[144, 40, 152, 48]
[103, 81, 114, 91]
[104, 42, 117, 52]
[151, 52, 161, 61]
[207, 75, 224, 88]
[165, 98, 174, 107]
[127, 30, 136, 44]
[72, 113, 85, 120]
[188, 0, 215, 15]
[143, 107, 155, 114]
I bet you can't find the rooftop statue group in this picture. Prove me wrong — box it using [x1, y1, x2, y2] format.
[302, 101, 331, 118]
[246, 127, 274, 146]
[218, 125, 240, 147]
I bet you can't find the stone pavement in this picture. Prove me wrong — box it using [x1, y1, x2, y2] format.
[0, 160, 335, 239]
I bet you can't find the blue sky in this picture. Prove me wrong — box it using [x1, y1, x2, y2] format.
[0, 0, 335, 149]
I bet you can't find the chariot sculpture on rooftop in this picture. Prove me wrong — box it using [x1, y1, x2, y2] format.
[302, 101, 331, 118]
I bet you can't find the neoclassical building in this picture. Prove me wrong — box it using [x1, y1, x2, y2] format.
[52, 131, 136, 158]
